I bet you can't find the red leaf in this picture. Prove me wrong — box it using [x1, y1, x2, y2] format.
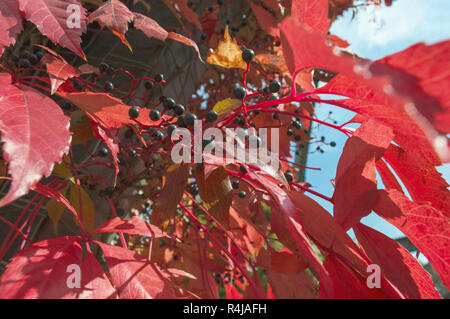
[333, 120, 394, 230]
[317, 42, 450, 161]
[41, 53, 81, 94]
[257, 247, 308, 275]
[280, 15, 354, 76]
[383, 144, 450, 218]
[327, 34, 349, 48]
[167, 32, 203, 62]
[281, 15, 450, 160]
[93, 216, 170, 238]
[19, 0, 86, 60]
[0, 237, 116, 298]
[90, 120, 120, 185]
[152, 163, 189, 222]
[0, 74, 71, 207]
[372, 41, 450, 135]
[354, 223, 441, 299]
[375, 159, 404, 194]
[249, 2, 279, 37]
[32, 183, 79, 221]
[267, 270, 316, 299]
[96, 242, 177, 298]
[133, 12, 168, 41]
[286, 188, 398, 293]
[248, 172, 335, 297]
[335, 98, 441, 166]
[374, 189, 450, 289]
[318, 255, 391, 299]
[0, 0, 23, 55]
[87, 0, 135, 51]
[291, 0, 329, 34]
[56, 92, 174, 129]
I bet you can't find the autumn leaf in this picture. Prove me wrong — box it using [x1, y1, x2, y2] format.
[69, 183, 96, 233]
[0, 237, 116, 298]
[167, 32, 203, 62]
[206, 26, 246, 70]
[383, 144, 450, 217]
[318, 255, 392, 299]
[374, 189, 450, 289]
[354, 223, 441, 299]
[19, 0, 87, 60]
[0, 0, 23, 55]
[90, 121, 120, 186]
[96, 241, 177, 298]
[0, 73, 71, 207]
[291, 0, 330, 34]
[133, 12, 168, 41]
[56, 92, 174, 129]
[92, 216, 171, 239]
[46, 188, 67, 235]
[152, 163, 189, 225]
[196, 166, 232, 228]
[41, 53, 81, 94]
[87, 0, 135, 51]
[212, 98, 241, 115]
[333, 119, 394, 230]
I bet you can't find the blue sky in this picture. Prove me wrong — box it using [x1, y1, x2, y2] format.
[303, 0, 450, 240]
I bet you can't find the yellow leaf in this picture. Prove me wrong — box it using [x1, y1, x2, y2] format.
[70, 184, 96, 233]
[213, 98, 242, 115]
[53, 162, 71, 179]
[254, 53, 288, 73]
[70, 113, 95, 145]
[46, 188, 67, 235]
[206, 26, 247, 70]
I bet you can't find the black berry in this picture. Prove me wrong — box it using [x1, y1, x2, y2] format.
[238, 191, 246, 198]
[234, 86, 246, 100]
[99, 62, 109, 73]
[284, 171, 294, 183]
[154, 74, 164, 82]
[144, 81, 154, 90]
[184, 113, 197, 127]
[189, 184, 199, 196]
[104, 81, 114, 92]
[242, 48, 255, 63]
[239, 165, 247, 175]
[292, 120, 303, 129]
[206, 110, 218, 123]
[163, 97, 176, 109]
[174, 104, 185, 116]
[269, 80, 281, 93]
[128, 149, 137, 157]
[128, 107, 140, 119]
[167, 124, 177, 137]
[232, 180, 240, 189]
[98, 147, 109, 157]
[152, 130, 164, 140]
[149, 109, 161, 121]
